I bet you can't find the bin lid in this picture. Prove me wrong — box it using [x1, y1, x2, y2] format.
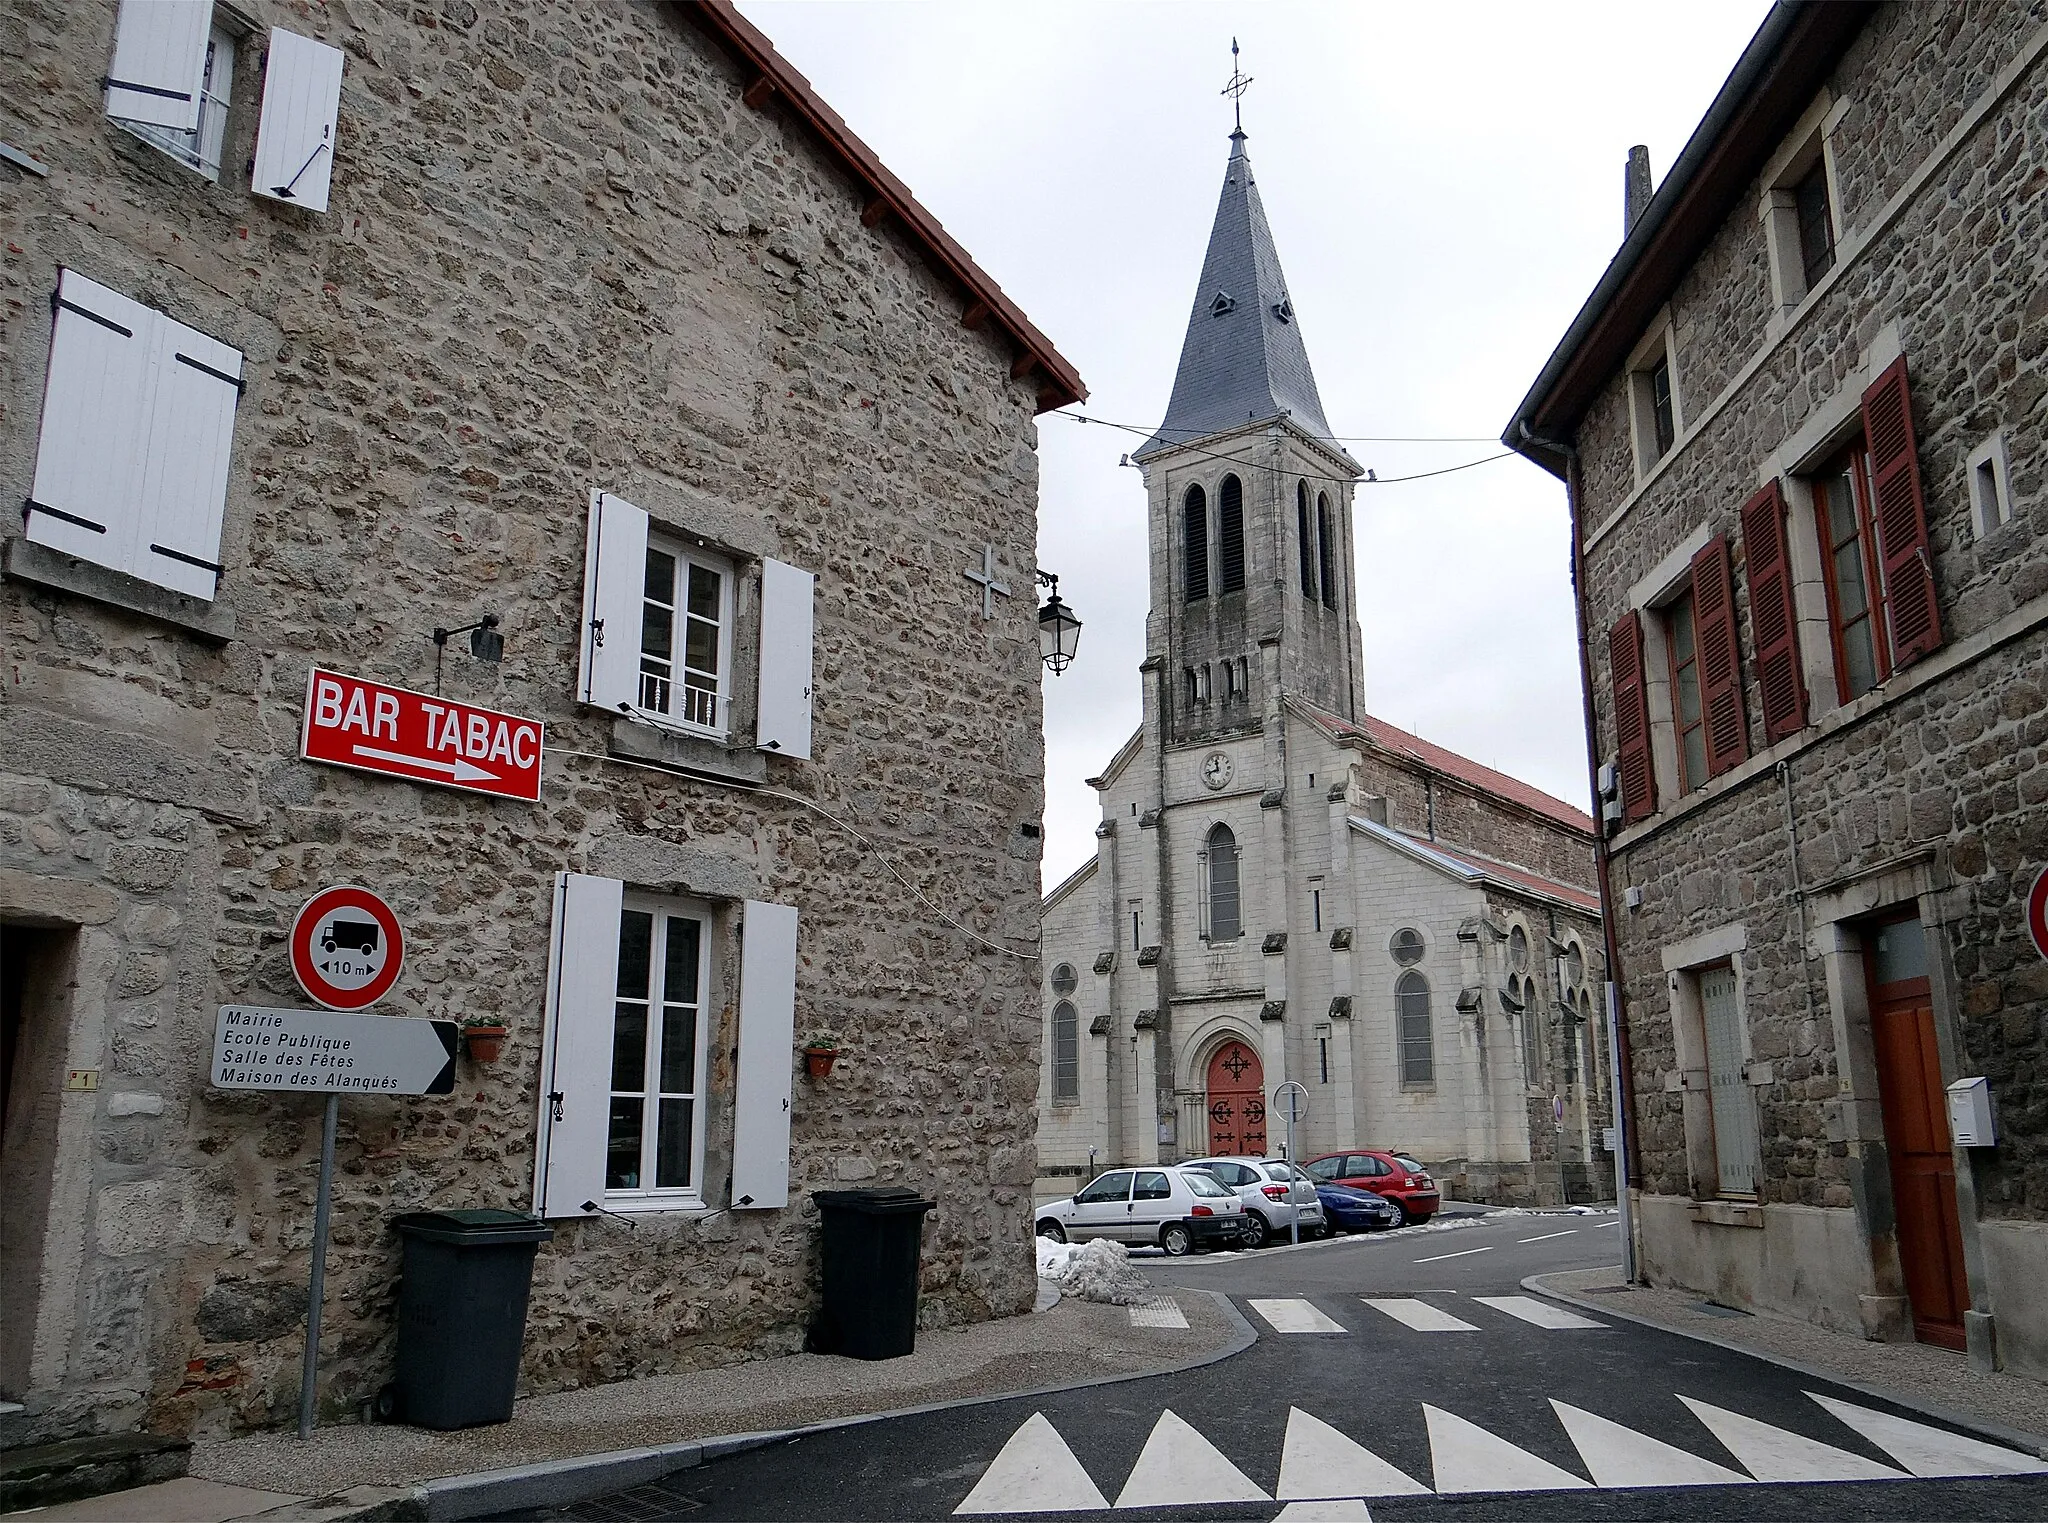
[393, 1208, 555, 1245]
[812, 1187, 935, 1216]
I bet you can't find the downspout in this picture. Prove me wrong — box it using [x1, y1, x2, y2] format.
[1522, 420, 1639, 1284]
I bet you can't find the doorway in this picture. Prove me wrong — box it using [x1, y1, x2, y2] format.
[1205, 1039, 1266, 1156]
[1864, 915, 1969, 1350]
[2, 922, 76, 1400]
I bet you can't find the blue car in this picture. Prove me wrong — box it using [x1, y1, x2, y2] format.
[1315, 1181, 1401, 1232]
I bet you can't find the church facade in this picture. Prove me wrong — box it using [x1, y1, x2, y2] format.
[1037, 129, 1611, 1207]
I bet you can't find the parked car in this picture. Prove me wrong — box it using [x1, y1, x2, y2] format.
[1035, 1166, 1245, 1255]
[1314, 1182, 1402, 1233]
[1302, 1150, 1441, 1226]
[1182, 1156, 1327, 1248]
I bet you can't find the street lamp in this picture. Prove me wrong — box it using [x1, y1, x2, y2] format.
[1035, 571, 1081, 676]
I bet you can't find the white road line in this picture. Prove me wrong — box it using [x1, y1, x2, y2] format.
[1277, 1408, 1431, 1499]
[1412, 1245, 1493, 1263]
[953, 1412, 1108, 1515]
[1474, 1295, 1607, 1330]
[1251, 1298, 1349, 1334]
[1807, 1392, 2048, 1477]
[1114, 1409, 1271, 1508]
[1516, 1229, 1578, 1244]
[1678, 1395, 1904, 1482]
[1274, 1502, 1374, 1521]
[1362, 1298, 1479, 1332]
[1550, 1400, 1751, 1487]
[1424, 1403, 1592, 1493]
[1129, 1298, 1188, 1330]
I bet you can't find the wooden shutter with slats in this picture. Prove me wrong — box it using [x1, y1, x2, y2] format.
[1740, 481, 1808, 743]
[1690, 535, 1749, 778]
[1608, 610, 1656, 824]
[1861, 355, 1942, 666]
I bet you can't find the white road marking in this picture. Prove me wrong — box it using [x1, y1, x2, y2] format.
[1114, 1409, 1271, 1509]
[1807, 1392, 2048, 1477]
[1251, 1298, 1349, 1334]
[1423, 1404, 1592, 1493]
[1550, 1400, 1752, 1487]
[1411, 1245, 1493, 1264]
[1516, 1229, 1578, 1244]
[1362, 1298, 1478, 1332]
[953, 1412, 1108, 1515]
[1679, 1395, 1905, 1482]
[1273, 1501, 1374, 1520]
[1277, 1408, 1431, 1499]
[1474, 1295, 1607, 1330]
[1128, 1298, 1188, 1330]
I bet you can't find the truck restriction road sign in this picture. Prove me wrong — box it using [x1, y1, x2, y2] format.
[300, 667, 543, 803]
[2029, 866, 2048, 963]
[292, 886, 405, 1010]
[212, 1005, 456, 1094]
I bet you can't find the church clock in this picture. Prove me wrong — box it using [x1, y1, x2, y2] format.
[1201, 751, 1233, 790]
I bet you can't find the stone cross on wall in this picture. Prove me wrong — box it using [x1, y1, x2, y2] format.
[964, 544, 1012, 620]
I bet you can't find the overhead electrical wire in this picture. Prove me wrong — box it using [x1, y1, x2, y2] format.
[1048, 410, 1514, 488]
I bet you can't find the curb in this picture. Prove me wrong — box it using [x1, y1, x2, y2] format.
[1522, 1271, 2048, 1462]
[291, 1288, 1258, 1522]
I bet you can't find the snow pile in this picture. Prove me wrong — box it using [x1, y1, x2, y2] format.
[1036, 1237, 1077, 1278]
[1051, 1238, 1155, 1306]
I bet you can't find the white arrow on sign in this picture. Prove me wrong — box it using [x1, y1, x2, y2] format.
[351, 744, 497, 783]
[212, 1005, 457, 1096]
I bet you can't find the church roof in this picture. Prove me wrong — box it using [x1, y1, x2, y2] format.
[1134, 132, 1347, 463]
[1349, 817, 1600, 914]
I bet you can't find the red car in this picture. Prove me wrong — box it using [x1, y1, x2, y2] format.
[1303, 1150, 1440, 1226]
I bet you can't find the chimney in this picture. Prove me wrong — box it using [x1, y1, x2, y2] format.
[1625, 145, 1654, 238]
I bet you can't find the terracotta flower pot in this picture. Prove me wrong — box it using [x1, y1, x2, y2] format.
[463, 1026, 508, 1063]
[803, 1047, 838, 1079]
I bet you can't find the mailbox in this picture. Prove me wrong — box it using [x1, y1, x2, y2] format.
[1947, 1076, 1995, 1148]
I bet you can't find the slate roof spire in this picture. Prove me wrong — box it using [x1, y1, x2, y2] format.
[1135, 128, 1351, 467]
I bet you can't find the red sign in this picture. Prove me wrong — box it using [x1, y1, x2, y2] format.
[2028, 867, 2048, 964]
[291, 886, 405, 1010]
[300, 668, 542, 802]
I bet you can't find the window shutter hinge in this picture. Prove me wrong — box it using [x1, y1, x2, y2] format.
[589, 616, 604, 648]
[547, 1090, 564, 1121]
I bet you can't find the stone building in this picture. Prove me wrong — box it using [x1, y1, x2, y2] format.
[1505, 1, 2048, 1379]
[1036, 126, 1609, 1215]
[0, 0, 1081, 1444]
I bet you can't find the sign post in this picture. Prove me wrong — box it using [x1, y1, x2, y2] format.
[1272, 1081, 1309, 1245]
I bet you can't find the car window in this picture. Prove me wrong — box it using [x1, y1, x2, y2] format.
[1183, 1169, 1230, 1198]
[1305, 1156, 1339, 1180]
[1344, 1155, 1378, 1175]
[1075, 1171, 1133, 1205]
[1264, 1163, 1307, 1182]
[1226, 1163, 1258, 1185]
[1394, 1154, 1425, 1174]
[1133, 1171, 1171, 1200]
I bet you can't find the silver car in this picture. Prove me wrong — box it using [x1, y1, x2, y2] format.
[1035, 1165, 1245, 1255]
[1182, 1156, 1327, 1248]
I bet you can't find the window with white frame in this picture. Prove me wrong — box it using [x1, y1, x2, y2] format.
[606, 898, 710, 1197]
[639, 538, 732, 732]
[115, 18, 235, 179]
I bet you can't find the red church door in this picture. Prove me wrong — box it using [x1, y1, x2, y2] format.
[1206, 1040, 1267, 1156]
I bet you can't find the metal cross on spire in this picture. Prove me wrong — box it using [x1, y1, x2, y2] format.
[1221, 37, 1253, 134]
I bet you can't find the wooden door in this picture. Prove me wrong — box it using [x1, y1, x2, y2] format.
[1205, 1040, 1266, 1156]
[1868, 951, 1968, 1350]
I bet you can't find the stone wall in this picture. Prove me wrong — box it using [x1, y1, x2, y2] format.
[0, 0, 1056, 1441]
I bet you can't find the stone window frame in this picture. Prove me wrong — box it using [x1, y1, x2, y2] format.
[1966, 430, 2017, 542]
[1389, 926, 1428, 967]
[1660, 922, 1769, 1205]
[1758, 91, 1851, 328]
[1196, 820, 1243, 942]
[1049, 999, 1081, 1105]
[1624, 310, 1685, 484]
[1623, 520, 1713, 810]
[1395, 969, 1435, 1088]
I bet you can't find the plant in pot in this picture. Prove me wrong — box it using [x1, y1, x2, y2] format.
[801, 1029, 841, 1079]
[461, 1014, 509, 1063]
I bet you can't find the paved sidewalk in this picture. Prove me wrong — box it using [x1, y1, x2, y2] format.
[1532, 1264, 2048, 1450]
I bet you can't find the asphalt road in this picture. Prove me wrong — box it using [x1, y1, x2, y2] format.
[531, 1211, 2048, 1521]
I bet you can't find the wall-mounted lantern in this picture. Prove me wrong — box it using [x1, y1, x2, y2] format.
[1035, 571, 1081, 676]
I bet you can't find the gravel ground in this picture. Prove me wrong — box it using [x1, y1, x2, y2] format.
[191, 1289, 1236, 1496]
[1534, 1265, 2048, 1443]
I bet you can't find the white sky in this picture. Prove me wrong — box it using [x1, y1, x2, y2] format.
[736, 1, 1771, 887]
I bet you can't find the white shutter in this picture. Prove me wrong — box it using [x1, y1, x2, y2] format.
[578, 491, 648, 713]
[134, 311, 242, 600]
[27, 270, 155, 577]
[731, 900, 798, 1210]
[104, 0, 210, 131]
[532, 872, 624, 1219]
[250, 29, 344, 213]
[756, 558, 815, 760]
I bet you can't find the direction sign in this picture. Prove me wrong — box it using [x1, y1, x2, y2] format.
[300, 667, 543, 803]
[212, 1005, 456, 1094]
[2029, 866, 2048, 964]
[291, 886, 405, 1010]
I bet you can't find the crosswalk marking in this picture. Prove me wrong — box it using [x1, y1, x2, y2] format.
[953, 1412, 1109, 1515]
[1128, 1298, 1188, 1330]
[1252, 1298, 1349, 1334]
[1273, 1501, 1374, 1520]
[1474, 1295, 1606, 1330]
[1550, 1400, 1751, 1487]
[1277, 1408, 1431, 1499]
[1113, 1409, 1270, 1509]
[1807, 1392, 2048, 1478]
[1423, 1403, 1592, 1493]
[1362, 1297, 1478, 1332]
[1679, 1395, 1905, 1482]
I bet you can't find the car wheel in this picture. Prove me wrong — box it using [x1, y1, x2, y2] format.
[1240, 1213, 1271, 1249]
[1388, 1200, 1412, 1228]
[1036, 1220, 1067, 1243]
[1160, 1223, 1194, 1256]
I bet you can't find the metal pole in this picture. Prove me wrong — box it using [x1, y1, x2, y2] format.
[1606, 980, 1637, 1283]
[298, 1093, 339, 1441]
[1287, 1101, 1299, 1245]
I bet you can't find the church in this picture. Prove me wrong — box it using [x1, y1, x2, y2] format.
[1037, 123, 1613, 1208]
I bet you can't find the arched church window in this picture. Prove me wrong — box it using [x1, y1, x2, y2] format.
[1183, 484, 1209, 602]
[1316, 493, 1338, 610]
[1565, 941, 1585, 989]
[1218, 475, 1246, 593]
[1236, 656, 1249, 701]
[1051, 1000, 1079, 1101]
[1521, 988, 1542, 1084]
[1196, 665, 1211, 704]
[1397, 971, 1434, 1083]
[1204, 823, 1242, 940]
[1390, 927, 1426, 966]
[1050, 962, 1078, 996]
[1184, 666, 1199, 706]
[1297, 480, 1317, 599]
[1509, 925, 1530, 972]
[1219, 661, 1235, 701]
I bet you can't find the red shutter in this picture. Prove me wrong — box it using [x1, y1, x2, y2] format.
[1690, 535, 1749, 777]
[1740, 481, 1808, 743]
[1608, 610, 1657, 824]
[1861, 355, 1942, 666]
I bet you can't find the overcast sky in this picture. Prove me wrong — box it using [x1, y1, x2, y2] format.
[736, 1, 1771, 887]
